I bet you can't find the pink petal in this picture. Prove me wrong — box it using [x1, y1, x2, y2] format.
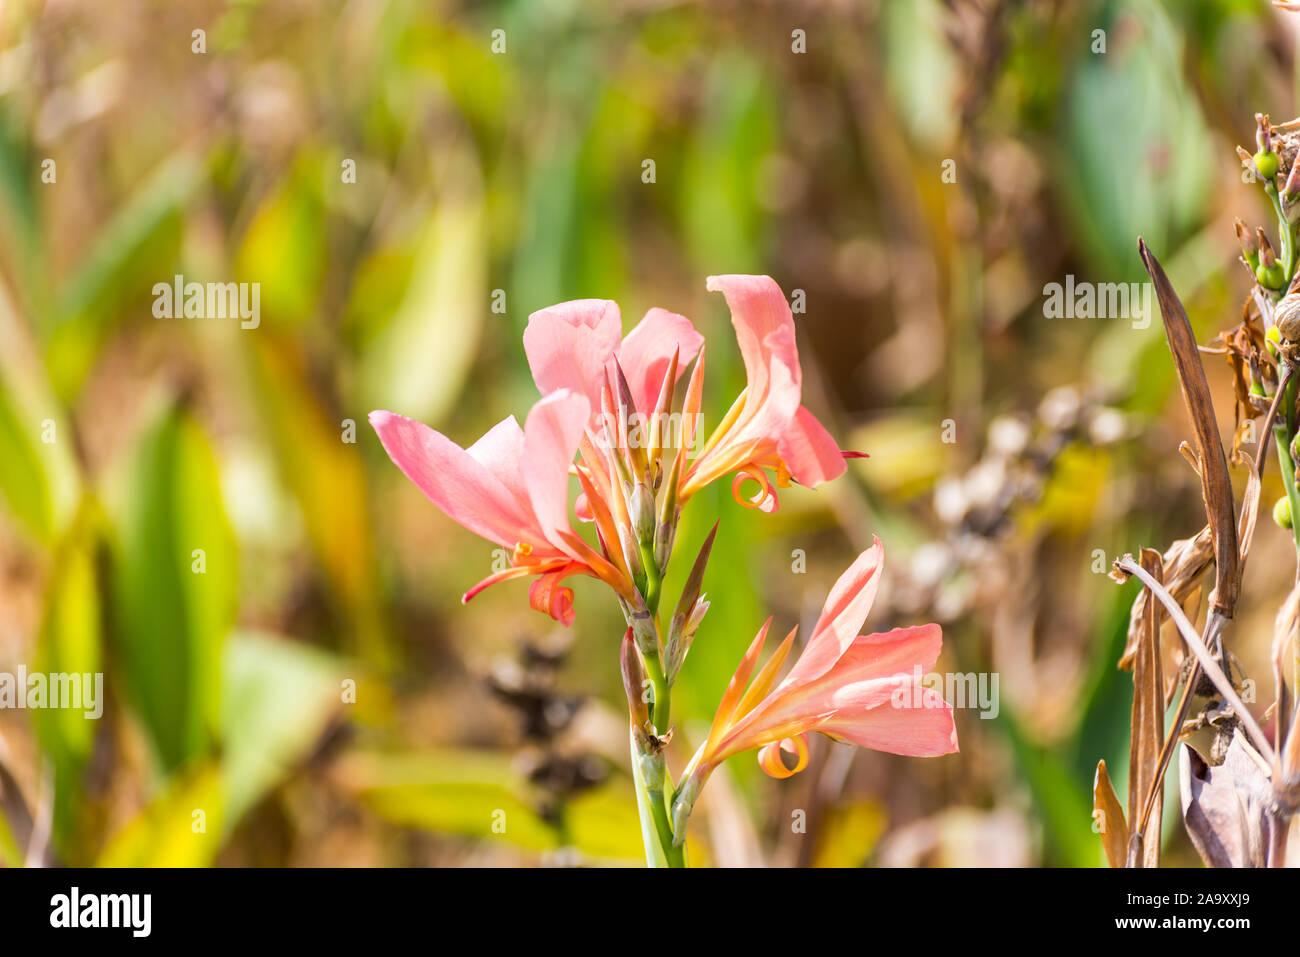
[467, 414, 534, 517]
[369, 410, 539, 548]
[775, 539, 884, 690]
[705, 274, 802, 427]
[779, 404, 847, 487]
[830, 625, 945, 696]
[819, 693, 958, 757]
[522, 390, 590, 549]
[523, 299, 622, 411]
[756, 625, 944, 727]
[617, 307, 704, 415]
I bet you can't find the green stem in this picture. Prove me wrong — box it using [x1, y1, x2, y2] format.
[640, 540, 663, 614]
[1267, 184, 1297, 279]
[1274, 375, 1300, 553]
[628, 727, 684, 868]
[642, 644, 671, 733]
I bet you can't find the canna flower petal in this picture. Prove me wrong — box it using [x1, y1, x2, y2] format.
[528, 563, 584, 626]
[772, 537, 884, 691]
[757, 735, 811, 779]
[369, 409, 543, 549]
[524, 299, 704, 423]
[703, 273, 801, 445]
[523, 299, 623, 412]
[370, 390, 624, 626]
[617, 307, 704, 417]
[702, 618, 773, 758]
[818, 692, 958, 757]
[683, 275, 848, 505]
[688, 541, 957, 784]
[522, 390, 591, 548]
[781, 404, 849, 487]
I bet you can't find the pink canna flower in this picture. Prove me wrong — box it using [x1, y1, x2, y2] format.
[369, 389, 636, 625]
[523, 299, 704, 426]
[681, 538, 958, 790]
[679, 275, 852, 513]
[521, 276, 854, 516]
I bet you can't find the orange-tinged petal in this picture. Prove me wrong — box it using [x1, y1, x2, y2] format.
[732, 625, 798, 719]
[731, 467, 778, 513]
[528, 564, 583, 626]
[758, 735, 811, 779]
[774, 539, 884, 691]
[703, 618, 772, 757]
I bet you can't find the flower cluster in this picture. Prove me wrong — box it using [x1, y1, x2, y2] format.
[370, 274, 956, 865]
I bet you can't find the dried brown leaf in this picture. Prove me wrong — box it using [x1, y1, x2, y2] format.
[1119, 526, 1212, 673]
[1139, 239, 1239, 617]
[1092, 759, 1128, 868]
[1180, 734, 1272, 868]
[1128, 548, 1165, 868]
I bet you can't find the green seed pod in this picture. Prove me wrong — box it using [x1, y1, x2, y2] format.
[1274, 495, 1293, 530]
[1255, 150, 1280, 180]
[1257, 262, 1287, 290]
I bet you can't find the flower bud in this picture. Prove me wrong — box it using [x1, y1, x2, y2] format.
[1284, 158, 1300, 206]
[665, 595, 709, 684]
[653, 517, 676, 574]
[621, 629, 652, 726]
[669, 770, 703, 847]
[1257, 112, 1273, 154]
[1236, 218, 1258, 263]
[630, 481, 655, 546]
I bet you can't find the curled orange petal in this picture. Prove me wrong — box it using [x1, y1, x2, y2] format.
[731, 467, 778, 513]
[758, 735, 810, 779]
[528, 567, 579, 625]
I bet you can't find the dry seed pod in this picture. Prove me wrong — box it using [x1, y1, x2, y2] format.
[1277, 292, 1300, 365]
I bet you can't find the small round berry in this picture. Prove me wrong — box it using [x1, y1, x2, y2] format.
[1255, 150, 1281, 180]
[1275, 495, 1294, 530]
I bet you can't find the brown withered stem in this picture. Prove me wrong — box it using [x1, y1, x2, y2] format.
[1105, 227, 1300, 868]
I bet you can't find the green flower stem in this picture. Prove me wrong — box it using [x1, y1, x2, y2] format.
[640, 540, 663, 614]
[642, 640, 671, 733]
[1273, 376, 1300, 554]
[629, 727, 684, 868]
[1266, 183, 1297, 279]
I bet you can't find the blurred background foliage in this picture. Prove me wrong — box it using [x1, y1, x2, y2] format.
[0, 0, 1296, 866]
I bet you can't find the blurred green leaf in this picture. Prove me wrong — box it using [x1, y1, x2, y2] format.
[248, 337, 389, 664]
[1002, 709, 1101, 867]
[31, 504, 104, 861]
[338, 750, 558, 851]
[681, 54, 775, 272]
[47, 154, 199, 398]
[357, 142, 487, 424]
[235, 158, 326, 328]
[221, 631, 344, 826]
[338, 749, 642, 860]
[0, 371, 55, 542]
[111, 405, 236, 772]
[1059, 0, 1212, 280]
